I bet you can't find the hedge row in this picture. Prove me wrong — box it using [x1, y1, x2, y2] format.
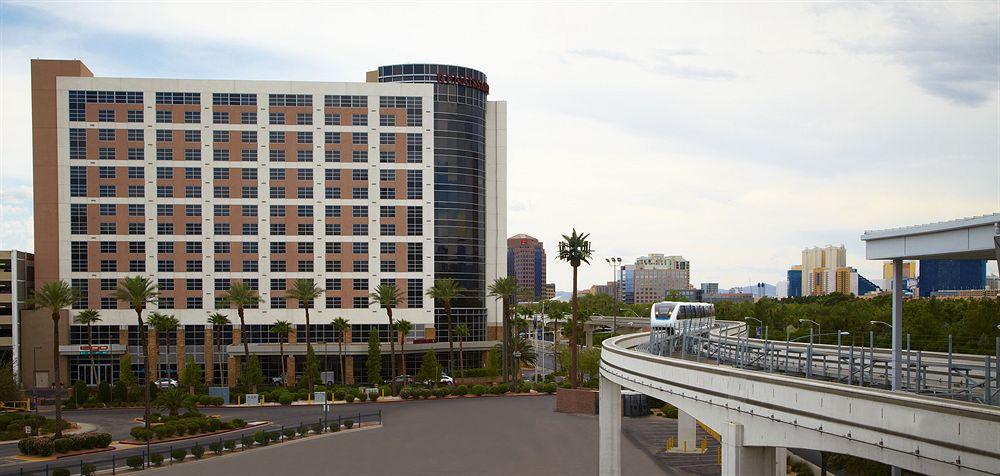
[128, 416, 247, 442]
[397, 381, 556, 399]
[18, 432, 112, 456]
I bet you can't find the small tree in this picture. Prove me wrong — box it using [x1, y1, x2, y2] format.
[0, 360, 21, 402]
[115, 354, 135, 402]
[304, 346, 320, 391]
[454, 325, 469, 375]
[239, 355, 264, 394]
[270, 320, 292, 386]
[154, 387, 193, 417]
[365, 328, 382, 386]
[395, 319, 413, 375]
[332, 317, 350, 384]
[179, 356, 203, 395]
[74, 309, 102, 385]
[417, 350, 442, 384]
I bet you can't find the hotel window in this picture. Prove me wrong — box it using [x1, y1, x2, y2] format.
[351, 187, 368, 200]
[270, 260, 286, 272]
[380, 206, 395, 218]
[99, 185, 116, 198]
[241, 186, 257, 199]
[325, 150, 341, 163]
[99, 204, 115, 216]
[241, 149, 257, 161]
[71, 242, 88, 272]
[243, 260, 259, 272]
[406, 134, 422, 163]
[156, 130, 173, 142]
[325, 169, 341, 181]
[352, 242, 368, 254]
[71, 278, 88, 308]
[380, 224, 396, 236]
[241, 131, 257, 143]
[156, 185, 173, 198]
[185, 149, 200, 161]
[155, 149, 172, 161]
[101, 297, 118, 310]
[96, 148, 115, 160]
[270, 297, 287, 309]
[98, 110, 115, 122]
[185, 185, 201, 198]
[184, 111, 200, 124]
[213, 167, 230, 180]
[126, 129, 143, 141]
[156, 167, 173, 179]
[296, 112, 313, 125]
[156, 110, 173, 123]
[70, 129, 86, 159]
[379, 169, 395, 181]
[242, 223, 258, 235]
[325, 95, 367, 107]
[185, 223, 202, 235]
[268, 94, 311, 107]
[270, 149, 286, 162]
[352, 169, 368, 181]
[213, 112, 229, 124]
[69, 167, 86, 197]
[353, 278, 368, 291]
[351, 133, 367, 145]
[325, 187, 341, 199]
[296, 131, 312, 144]
[242, 242, 258, 254]
[99, 277, 116, 290]
[128, 241, 145, 253]
[214, 242, 231, 254]
[213, 150, 229, 161]
[298, 260, 314, 272]
[269, 131, 285, 144]
[158, 278, 174, 291]
[186, 278, 203, 291]
[270, 205, 286, 217]
[128, 223, 145, 235]
[215, 260, 231, 272]
[407, 170, 422, 199]
[324, 113, 340, 125]
[128, 148, 144, 160]
[185, 204, 201, 217]
[128, 204, 144, 216]
[379, 133, 396, 145]
[270, 223, 286, 235]
[297, 205, 313, 217]
[379, 187, 396, 199]
[325, 205, 341, 217]
[99, 129, 116, 141]
[157, 204, 173, 216]
[100, 260, 117, 272]
[213, 130, 229, 143]
[213, 186, 230, 198]
[268, 112, 285, 125]
[241, 112, 257, 124]
[407, 243, 422, 272]
[325, 223, 342, 236]
[352, 151, 367, 163]
[352, 224, 368, 236]
[157, 223, 174, 235]
[324, 132, 340, 144]
[186, 260, 203, 272]
[156, 92, 200, 105]
[181, 130, 199, 142]
[127, 110, 144, 122]
[297, 168, 313, 180]
[242, 204, 258, 216]
[269, 168, 285, 181]
[379, 114, 396, 126]
[185, 167, 201, 180]
[157, 242, 174, 253]
[325, 297, 342, 309]
[352, 297, 368, 309]
[351, 114, 367, 126]
[212, 93, 256, 106]
[352, 206, 368, 218]
[380, 242, 396, 254]
[158, 297, 175, 309]
[297, 223, 314, 235]
[296, 187, 313, 199]
[407, 279, 423, 308]
[326, 260, 342, 272]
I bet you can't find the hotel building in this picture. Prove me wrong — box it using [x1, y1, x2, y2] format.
[24, 60, 506, 388]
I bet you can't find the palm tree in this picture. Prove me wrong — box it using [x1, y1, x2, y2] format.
[454, 324, 469, 376]
[370, 283, 401, 395]
[511, 334, 538, 381]
[332, 317, 350, 384]
[206, 312, 230, 385]
[287, 279, 322, 392]
[425, 278, 465, 374]
[28, 281, 79, 438]
[111, 276, 157, 434]
[221, 281, 262, 367]
[147, 313, 179, 381]
[547, 307, 565, 374]
[395, 319, 413, 376]
[74, 309, 102, 385]
[488, 276, 519, 384]
[557, 228, 593, 388]
[270, 320, 292, 386]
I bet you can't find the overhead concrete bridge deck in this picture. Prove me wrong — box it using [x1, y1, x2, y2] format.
[598, 330, 1000, 476]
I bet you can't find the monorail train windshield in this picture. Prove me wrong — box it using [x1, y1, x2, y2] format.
[653, 303, 676, 320]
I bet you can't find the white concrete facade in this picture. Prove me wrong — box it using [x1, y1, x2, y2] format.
[485, 100, 508, 330]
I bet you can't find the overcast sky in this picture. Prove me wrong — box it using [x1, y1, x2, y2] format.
[1, 2, 997, 291]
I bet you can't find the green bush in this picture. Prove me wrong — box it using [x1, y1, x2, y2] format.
[297, 425, 309, 437]
[311, 423, 323, 434]
[328, 423, 340, 432]
[153, 425, 173, 439]
[95, 432, 112, 448]
[126, 455, 145, 469]
[542, 383, 557, 394]
[231, 418, 247, 428]
[72, 380, 89, 403]
[150, 454, 164, 466]
[83, 433, 98, 449]
[343, 419, 354, 429]
[171, 448, 187, 461]
[53, 438, 74, 454]
[496, 383, 509, 394]
[52, 469, 69, 476]
[434, 387, 450, 398]
[240, 435, 254, 448]
[486, 385, 500, 395]
[283, 428, 296, 439]
[471, 384, 486, 396]
[97, 381, 112, 404]
[209, 441, 223, 455]
[452, 385, 468, 396]
[191, 443, 205, 459]
[399, 388, 411, 399]
[223, 440, 236, 451]
[130, 427, 152, 441]
[81, 463, 96, 476]
[357, 391, 368, 402]
[660, 404, 678, 419]
[345, 392, 356, 403]
[254, 430, 269, 446]
[278, 393, 294, 405]
[333, 388, 346, 400]
[208, 418, 222, 432]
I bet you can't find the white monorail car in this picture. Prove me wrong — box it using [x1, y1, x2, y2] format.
[649, 301, 715, 335]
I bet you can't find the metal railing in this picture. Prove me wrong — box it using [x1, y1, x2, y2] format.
[643, 320, 1000, 406]
[2, 411, 382, 476]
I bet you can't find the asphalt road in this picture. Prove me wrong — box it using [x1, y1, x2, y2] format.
[1, 396, 667, 476]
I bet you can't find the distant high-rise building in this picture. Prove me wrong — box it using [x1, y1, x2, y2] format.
[801, 245, 846, 296]
[858, 273, 880, 296]
[633, 254, 690, 304]
[619, 265, 635, 304]
[883, 261, 917, 292]
[700, 282, 719, 294]
[986, 274, 999, 291]
[507, 234, 546, 300]
[543, 283, 556, 300]
[787, 266, 802, 298]
[918, 259, 987, 297]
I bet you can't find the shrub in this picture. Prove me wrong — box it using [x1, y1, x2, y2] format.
[269, 431, 280, 442]
[328, 423, 340, 432]
[72, 380, 89, 403]
[435, 387, 451, 398]
[345, 392, 356, 403]
[81, 463, 96, 476]
[517, 382, 532, 393]
[208, 418, 222, 431]
[240, 435, 254, 448]
[231, 418, 247, 428]
[171, 448, 187, 461]
[283, 428, 296, 439]
[126, 455, 145, 469]
[311, 423, 323, 434]
[357, 391, 368, 402]
[52, 469, 69, 476]
[150, 454, 164, 466]
[254, 430, 269, 446]
[197, 395, 212, 405]
[209, 441, 223, 455]
[452, 385, 468, 396]
[153, 425, 173, 440]
[297, 425, 309, 437]
[223, 440, 236, 452]
[496, 383, 509, 394]
[17, 437, 33, 455]
[211, 396, 224, 406]
[542, 383, 557, 394]
[278, 393, 294, 405]
[34, 437, 53, 456]
[343, 419, 354, 429]
[82, 433, 97, 449]
[660, 404, 678, 419]
[53, 438, 74, 454]
[471, 384, 486, 396]
[399, 388, 411, 399]
[191, 443, 205, 459]
[486, 385, 500, 395]
[333, 389, 346, 400]
[130, 427, 153, 442]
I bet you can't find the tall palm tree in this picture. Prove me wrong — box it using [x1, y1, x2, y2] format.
[454, 324, 469, 376]
[112, 276, 157, 434]
[511, 334, 538, 381]
[547, 307, 565, 374]
[287, 278, 322, 392]
[74, 309, 102, 385]
[332, 317, 350, 384]
[221, 281, 262, 366]
[206, 312, 230, 385]
[370, 283, 401, 395]
[488, 276, 519, 384]
[147, 313, 179, 381]
[395, 319, 413, 377]
[557, 228, 593, 388]
[425, 278, 464, 374]
[28, 281, 79, 438]
[270, 320, 292, 386]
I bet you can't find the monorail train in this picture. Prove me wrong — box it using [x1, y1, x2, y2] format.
[649, 301, 715, 334]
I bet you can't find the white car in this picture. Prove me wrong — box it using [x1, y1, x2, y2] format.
[154, 378, 178, 389]
[439, 374, 455, 385]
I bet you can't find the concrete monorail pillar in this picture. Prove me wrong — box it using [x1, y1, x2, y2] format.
[722, 422, 781, 476]
[891, 258, 903, 391]
[598, 374, 621, 476]
[677, 409, 698, 453]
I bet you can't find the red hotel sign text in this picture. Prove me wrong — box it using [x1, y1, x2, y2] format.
[436, 73, 490, 95]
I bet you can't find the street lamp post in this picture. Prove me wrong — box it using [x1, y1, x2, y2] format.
[870, 320, 892, 348]
[799, 319, 820, 345]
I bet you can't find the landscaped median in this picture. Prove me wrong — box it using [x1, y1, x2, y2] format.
[120, 413, 261, 445]
[16, 432, 113, 459]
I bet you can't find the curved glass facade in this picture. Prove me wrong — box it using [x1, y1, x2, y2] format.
[378, 64, 489, 339]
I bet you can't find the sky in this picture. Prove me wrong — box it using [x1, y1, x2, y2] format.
[1, 1, 998, 292]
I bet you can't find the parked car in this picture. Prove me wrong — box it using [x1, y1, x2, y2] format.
[439, 374, 455, 385]
[270, 376, 286, 386]
[154, 378, 178, 389]
[392, 375, 415, 386]
[320, 371, 338, 387]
